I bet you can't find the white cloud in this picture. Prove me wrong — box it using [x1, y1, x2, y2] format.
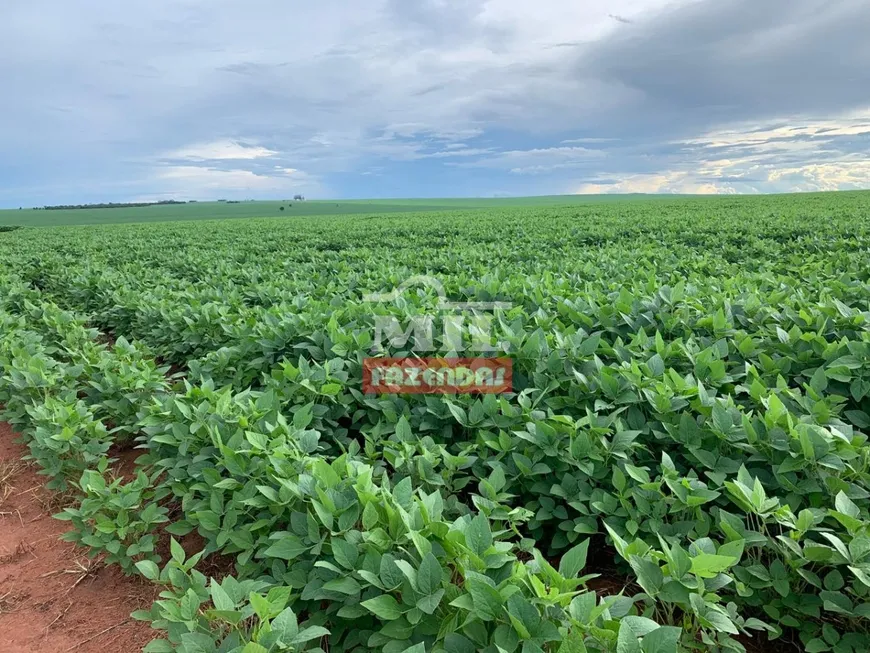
[0, 0, 684, 168]
[421, 148, 494, 159]
[164, 140, 278, 161]
[576, 172, 736, 195]
[149, 165, 321, 200]
[1, 0, 870, 203]
[767, 160, 870, 192]
[574, 110, 870, 195]
[684, 114, 870, 149]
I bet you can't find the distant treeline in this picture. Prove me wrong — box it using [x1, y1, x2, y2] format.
[38, 200, 187, 211]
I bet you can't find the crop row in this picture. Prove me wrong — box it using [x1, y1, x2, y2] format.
[0, 283, 653, 652]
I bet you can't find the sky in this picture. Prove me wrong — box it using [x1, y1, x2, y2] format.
[2, 0, 870, 206]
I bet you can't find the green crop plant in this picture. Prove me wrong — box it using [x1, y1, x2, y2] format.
[1, 192, 869, 651]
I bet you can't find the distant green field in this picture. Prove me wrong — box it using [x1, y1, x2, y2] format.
[2, 190, 869, 227]
[0, 194, 683, 227]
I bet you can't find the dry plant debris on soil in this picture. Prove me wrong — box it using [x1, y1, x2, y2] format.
[0, 423, 155, 653]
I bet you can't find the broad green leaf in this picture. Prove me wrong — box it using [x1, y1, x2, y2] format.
[361, 594, 403, 620]
[417, 589, 445, 614]
[135, 560, 160, 581]
[467, 580, 504, 621]
[332, 537, 359, 569]
[323, 577, 361, 595]
[690, 553, 737, 578]
[465, 514, 493, 556]
[559, 539, 590, 578]
[210, 580, 235, 612]
[291, 626, 330, 644]
[262, 536, 308, 561]
[642, 626, 682, 653]
[417, 552, 443, 595]
[249, 592, 271, 621]
[271, 607, 299, 643]
[242, 644, 268, 653]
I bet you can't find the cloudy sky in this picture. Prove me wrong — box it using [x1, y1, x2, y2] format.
[2, 0, 869, 205]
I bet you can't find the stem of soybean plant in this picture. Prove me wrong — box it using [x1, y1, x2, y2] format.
[663, 602, 676, 626]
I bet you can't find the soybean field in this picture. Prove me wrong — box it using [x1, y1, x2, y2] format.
[1, 192, 869, 653]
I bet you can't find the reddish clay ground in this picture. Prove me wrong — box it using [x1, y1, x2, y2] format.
[0, 422, 157, 652]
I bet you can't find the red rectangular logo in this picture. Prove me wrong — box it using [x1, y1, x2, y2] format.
[363, 357, 513, 394]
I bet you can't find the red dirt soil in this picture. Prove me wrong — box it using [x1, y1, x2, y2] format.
[0, 423, 158, 652]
